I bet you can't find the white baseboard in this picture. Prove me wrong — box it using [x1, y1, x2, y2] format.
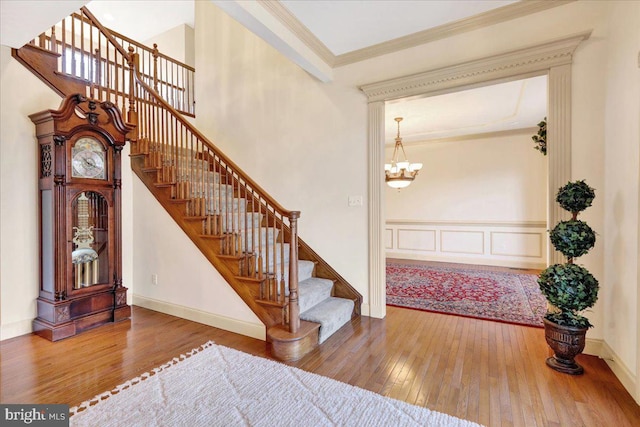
[360, 303, 370, 317]
[133, 295, 266, 341]
[599, 340, 638, 402]
[584, 337, 603, 356]
[0, 318, 33, 341]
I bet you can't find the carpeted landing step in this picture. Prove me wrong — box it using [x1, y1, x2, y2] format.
[300, 297, 354, 344]
[296, 260, 354, 344]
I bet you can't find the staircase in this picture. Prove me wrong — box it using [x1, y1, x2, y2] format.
[14, 6, 361, 361]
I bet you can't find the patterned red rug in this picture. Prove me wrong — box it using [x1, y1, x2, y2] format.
[386, 262, 546, 327]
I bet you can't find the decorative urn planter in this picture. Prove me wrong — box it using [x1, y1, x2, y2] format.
[543, 319, 588, 375]
[538, 180, 599, 375]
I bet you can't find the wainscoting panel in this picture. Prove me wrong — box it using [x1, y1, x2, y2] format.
[386, 220, 547, 269]
[398, 229, 436, 251]
[385, 228, 393, 249]
[441, 230, 484, 254]
[490, 232, 542, 258]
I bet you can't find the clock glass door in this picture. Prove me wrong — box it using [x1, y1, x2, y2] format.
[71, 191, 109, 289]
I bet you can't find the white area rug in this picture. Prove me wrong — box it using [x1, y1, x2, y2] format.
[70, 342, 482, 427]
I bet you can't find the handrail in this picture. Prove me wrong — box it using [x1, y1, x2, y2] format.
[130, 59, 294, 217]
[131, 53, 301, 332]
[79, 7, 130, 59]
[107, 27, 195, 72]
[73, 7, 291, 217]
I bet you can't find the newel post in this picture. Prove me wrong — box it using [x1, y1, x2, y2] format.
[288, 211, 301, 333]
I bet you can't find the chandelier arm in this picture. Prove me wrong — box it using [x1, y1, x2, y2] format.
[390, 142, 400, 165]
[398, 140, 409, 163]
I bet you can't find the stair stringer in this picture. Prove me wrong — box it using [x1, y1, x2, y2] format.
[12, 45, 90, 100]
[130, 152, 284, 328]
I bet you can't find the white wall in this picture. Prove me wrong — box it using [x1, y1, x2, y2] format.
[602, 0, 640, 394]
[386, 131, 548, 222]
[144, 23, 195, 67]
[131, 178, 264, 339]
[193, 1, 370, 312]
[0, 46, 58, 338]
[385, 131, 548, 267]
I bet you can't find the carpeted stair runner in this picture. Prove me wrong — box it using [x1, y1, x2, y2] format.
[198, 162, 354, 345]
[296, 260, 354, 343]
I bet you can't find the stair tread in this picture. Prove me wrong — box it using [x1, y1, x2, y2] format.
[298, 277, 334, 313]
[300, 297, 354, 344]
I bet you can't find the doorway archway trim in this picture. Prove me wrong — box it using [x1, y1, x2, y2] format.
[360, 31, 591, 318]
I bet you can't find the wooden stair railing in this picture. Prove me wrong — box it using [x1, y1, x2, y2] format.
[129, 49, 302, 333]
[14, 5, 363, 359]
[17, 7, 195, 117]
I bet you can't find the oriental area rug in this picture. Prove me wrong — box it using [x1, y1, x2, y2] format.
[386, 261, 546, 327]
[70, 342, 482, 427]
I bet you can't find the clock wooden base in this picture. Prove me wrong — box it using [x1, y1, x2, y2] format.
[32, 288, 131, 341]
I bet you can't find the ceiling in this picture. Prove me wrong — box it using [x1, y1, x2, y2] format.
[86, 0, 519, 56]
[386, 75, 547, 144]
[1, 0, 547, 143]
[279, 0, 518, 56]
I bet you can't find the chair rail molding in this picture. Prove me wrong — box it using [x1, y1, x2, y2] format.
[361, 31, 591, 317]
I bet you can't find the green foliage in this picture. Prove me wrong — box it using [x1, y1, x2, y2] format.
[545, 312, 592, 329]
[549, 220, 596, 259]
[532, 117, 547, 155]
[556, 180, 595, 214]
[539, 180, 598, 328]
[538, 264, 599, 313]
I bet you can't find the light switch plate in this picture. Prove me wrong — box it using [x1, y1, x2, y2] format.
[348, 195, 363, 207]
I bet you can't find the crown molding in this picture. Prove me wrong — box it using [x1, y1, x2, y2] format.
[395, 127, 539, 147]
[258, 0, 336, 66]
[334, 0, 576, 66]
[259, 1, 575, 70]
[360, 31, 591, 103]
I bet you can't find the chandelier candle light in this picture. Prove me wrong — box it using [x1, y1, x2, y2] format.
[385, 117, 422, 189]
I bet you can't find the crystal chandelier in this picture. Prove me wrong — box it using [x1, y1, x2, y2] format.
[384, 117, 422, 189]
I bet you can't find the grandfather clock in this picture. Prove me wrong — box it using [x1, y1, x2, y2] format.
[30, 94, 135, 341]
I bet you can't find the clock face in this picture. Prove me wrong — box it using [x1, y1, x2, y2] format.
[72, 137, 106, 179]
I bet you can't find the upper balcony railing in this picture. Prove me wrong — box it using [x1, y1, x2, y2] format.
[28, 7, 195, 117]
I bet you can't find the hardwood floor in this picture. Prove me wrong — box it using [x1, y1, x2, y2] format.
[1, 306, 639, 426]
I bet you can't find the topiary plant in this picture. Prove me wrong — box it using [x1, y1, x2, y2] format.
[538, 180, 599, 328]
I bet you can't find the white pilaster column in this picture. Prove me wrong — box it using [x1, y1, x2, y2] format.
[367, 101, 386, 318]
[548, 63, 572, 265]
